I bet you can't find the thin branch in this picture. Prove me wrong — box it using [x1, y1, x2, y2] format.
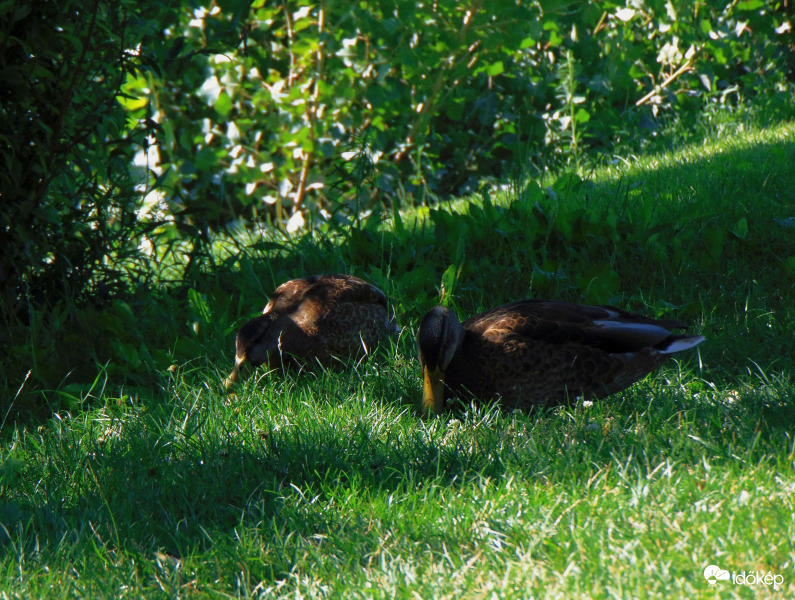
[35, 0, 103, 208]
[635, 59, 693, 106]
[394, 0, 484, 162]
[292, 3, 326, 215]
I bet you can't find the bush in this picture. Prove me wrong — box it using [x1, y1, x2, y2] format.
[124, 0, 794, 234]
[0, 0, 157, 322]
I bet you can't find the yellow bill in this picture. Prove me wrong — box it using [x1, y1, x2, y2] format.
[224, 354, 246, 389]
[422, 365, 446, 415]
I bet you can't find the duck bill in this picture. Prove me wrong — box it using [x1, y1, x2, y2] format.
[224, 354, 247, 389]
[422, 365, 446, 415]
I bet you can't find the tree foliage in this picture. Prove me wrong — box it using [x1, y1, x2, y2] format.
[124, 0, 795, 235]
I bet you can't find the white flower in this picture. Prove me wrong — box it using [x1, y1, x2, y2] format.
[615, 8, 635, 22]
[265, 79, 287, 103]
[657, 37, 682, 66]
[293, 6, 312, 20]
[198, 76, 221, 103]
[227, 122, 240, 142]
[139, 236, 155, 256]
[735, 21, 748, 37]
[286, 211, 305, 233]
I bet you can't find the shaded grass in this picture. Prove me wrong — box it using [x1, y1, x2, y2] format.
[2, 122, 795, 598]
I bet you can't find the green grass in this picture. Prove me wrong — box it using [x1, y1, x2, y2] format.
[2, 121, 795, 598]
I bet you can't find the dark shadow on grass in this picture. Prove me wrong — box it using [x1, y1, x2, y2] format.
[1, 396, 514, 579]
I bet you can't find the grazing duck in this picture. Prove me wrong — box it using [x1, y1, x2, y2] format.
[417, 300, 705, 414]
[226, 274, 394, 386]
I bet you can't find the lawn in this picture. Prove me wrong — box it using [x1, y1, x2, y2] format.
[1, 122, 794, 599]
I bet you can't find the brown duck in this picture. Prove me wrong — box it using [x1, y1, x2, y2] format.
[417, 300, 705, 414]
[226, 274, 394, 385]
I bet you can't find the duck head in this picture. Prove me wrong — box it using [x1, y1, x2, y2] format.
[416, 306, 464, 414]
[225, 313, 285, 388]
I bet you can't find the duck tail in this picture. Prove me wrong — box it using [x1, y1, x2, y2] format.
[659, 335, 706, 354]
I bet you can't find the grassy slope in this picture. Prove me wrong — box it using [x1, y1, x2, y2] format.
[1, 122, 794, 598]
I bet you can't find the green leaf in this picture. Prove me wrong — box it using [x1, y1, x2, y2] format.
[547, 30, 563, 47]
[445, 100, 464, 121]
[180, 160, 197, 175]
[737, 0, 764, 9]
[173, 338, 205, 360]
[705, 228, 724, 261]
[552, 172, 582, 192]
[440, 264, 458, 306]
[111, 340, 141, 367]
[195, 147, 219, 170]
[188, 288, 212, 323]
[215, 91, 233, 117]
[250, 240, 286, 252]
[574, 108, 590, 124]
[34, 206, 62, 224]
[711, 46, 727, 64]
[579, 263, 620, 304]
[542, 20, 559, 32]
[485, 62, 504, 77]
[783, 257, 795, 279]
[731, 217, 748, 240]
[117, 91, 148, 111]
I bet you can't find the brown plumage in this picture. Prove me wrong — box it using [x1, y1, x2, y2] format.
[417, 300, 705, 414]
[226, 274, 395, 385]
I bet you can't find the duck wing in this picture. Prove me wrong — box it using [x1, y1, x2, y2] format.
[264, 274, 387, 315]
[464, 299, 693, 353]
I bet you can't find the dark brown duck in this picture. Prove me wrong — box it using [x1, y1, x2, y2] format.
[227, 274, 394, 385]
[417, 300, 705, 414]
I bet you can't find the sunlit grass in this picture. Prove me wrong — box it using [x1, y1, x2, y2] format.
[2, 356, 793, 598]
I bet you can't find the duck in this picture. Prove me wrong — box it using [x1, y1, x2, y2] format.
[417, 300, 705, 414]
[226, 274, 395, 386]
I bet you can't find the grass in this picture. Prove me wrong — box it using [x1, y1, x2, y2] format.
[1, 120, 795, 598]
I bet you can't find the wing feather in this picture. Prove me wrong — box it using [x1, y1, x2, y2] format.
[464, 299, 690, 353]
